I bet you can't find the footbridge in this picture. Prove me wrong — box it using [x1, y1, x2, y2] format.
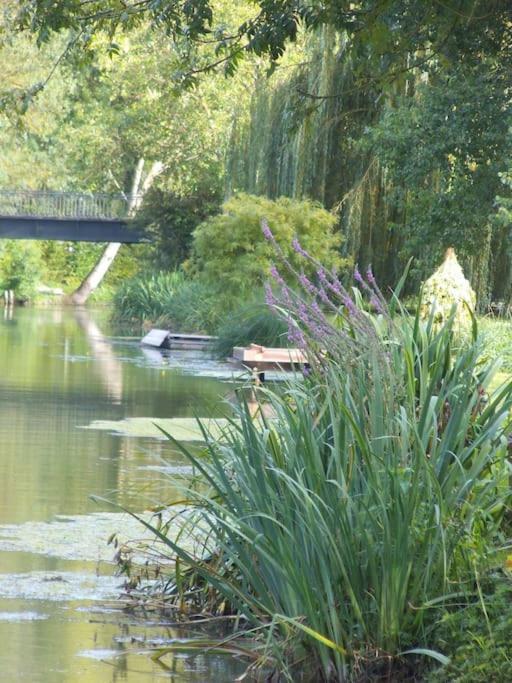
[0, 190, 148, 243]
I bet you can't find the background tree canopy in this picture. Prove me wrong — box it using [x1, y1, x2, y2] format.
[0, 1, 511, 307]
[12, 1, 512, 88]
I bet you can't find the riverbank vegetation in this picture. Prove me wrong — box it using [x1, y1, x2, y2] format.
[2, 1, 512, 680]
[118, 256, 512, 680]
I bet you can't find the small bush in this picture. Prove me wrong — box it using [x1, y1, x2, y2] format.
[190, 193, 347, 294]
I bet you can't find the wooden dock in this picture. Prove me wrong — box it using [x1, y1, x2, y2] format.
[141, 329, 216, 351]
[232, 344, 308, 372]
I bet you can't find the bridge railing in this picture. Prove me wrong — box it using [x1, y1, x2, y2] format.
[0, 190, 134, 220]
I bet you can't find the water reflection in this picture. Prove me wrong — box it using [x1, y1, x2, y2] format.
[0, 307, 236, 682]
[73, 308, 124, 404]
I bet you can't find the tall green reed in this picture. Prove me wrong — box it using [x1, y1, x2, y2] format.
[132, 235, 512, 680]
[113, 270, 185, 322]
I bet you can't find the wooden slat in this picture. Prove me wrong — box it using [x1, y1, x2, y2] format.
[232, 344, 307, 367]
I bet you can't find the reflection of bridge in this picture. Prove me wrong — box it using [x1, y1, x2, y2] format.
[0, 190, 148, 242]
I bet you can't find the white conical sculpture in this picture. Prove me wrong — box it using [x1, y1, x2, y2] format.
[420, 248, 476, 332]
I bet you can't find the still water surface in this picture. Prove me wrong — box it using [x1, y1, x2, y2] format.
[0, 307, 245, 682]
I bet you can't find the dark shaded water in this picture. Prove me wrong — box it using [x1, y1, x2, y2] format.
[0, 307, 245, 682]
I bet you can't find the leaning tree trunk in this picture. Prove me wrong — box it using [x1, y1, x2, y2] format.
[70, 159, 164, 305]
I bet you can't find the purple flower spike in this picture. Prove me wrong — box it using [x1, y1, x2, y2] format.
[299, 273, 316, 294]
[264, 283, 276, 307]
[287, 322, 306, 349]
[311, 300, 322, 316]
[292, 237, 308, 258]
[354, 266, 364, 285]
[342, 294, 357, 317]
[269, 265, 284, 285]
[370, 294, 383, 314]
[318, 287, 330, 304]
[261, 219, 274, 241]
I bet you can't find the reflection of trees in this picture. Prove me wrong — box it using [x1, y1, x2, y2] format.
[73, 308, 123, 404]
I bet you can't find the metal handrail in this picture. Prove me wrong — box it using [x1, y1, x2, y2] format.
[0, 190, 136, 220]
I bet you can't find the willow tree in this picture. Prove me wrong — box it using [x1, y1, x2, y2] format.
[225, 8, 512, 301]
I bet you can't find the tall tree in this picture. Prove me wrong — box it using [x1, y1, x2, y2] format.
[70, 159, 164, 304]
[13, 1, 512, 88]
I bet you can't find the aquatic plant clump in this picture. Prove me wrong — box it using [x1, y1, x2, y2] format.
[130, 233, 512, 681]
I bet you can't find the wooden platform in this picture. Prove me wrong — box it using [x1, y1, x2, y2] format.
[141, 329, 216, 351]
[232, 344, 308, 371]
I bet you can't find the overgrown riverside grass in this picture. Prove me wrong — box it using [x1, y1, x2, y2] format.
[124, 296, 512, 681]
[112, 270, 288, 344]
[112, 271, 186, 322]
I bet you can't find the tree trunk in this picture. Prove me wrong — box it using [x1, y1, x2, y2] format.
[70, 159, 164, 305]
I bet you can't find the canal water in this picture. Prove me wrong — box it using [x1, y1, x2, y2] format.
[0, 307, 246, 682]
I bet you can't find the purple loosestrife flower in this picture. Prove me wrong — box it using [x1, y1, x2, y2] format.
[264, 283, 276, 307]
[287, 322, 306, 348]
[342, 294, 358, 317]
[298, 273, 316, 295]
[354, 266, 364, 286]
[297, 301, 312, 326]
[318, 287, 330, 304]
[370, 294, 384, 314]
[327, 279, 343, 296]
[292, 237, 309, 258]
[269, 265, 284, 286]
[280, 285, 292, 307]
[311, 300, 324, 317]
[261, 219, 274, 242]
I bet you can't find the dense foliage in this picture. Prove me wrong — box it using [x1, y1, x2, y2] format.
[0, 241, 43, 301]
[190, 193, 345, 294]
[1, 3, 511, 305]
[133, 187, 221, 270]
[13, 1, 512, 90]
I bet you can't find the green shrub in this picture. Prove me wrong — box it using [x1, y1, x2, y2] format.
[190, 193, 347, 294]
[134, 187, 221, 270]
[212, 301, 289, 357]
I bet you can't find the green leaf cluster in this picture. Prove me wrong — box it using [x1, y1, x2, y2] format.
[190, 193, 346, 294]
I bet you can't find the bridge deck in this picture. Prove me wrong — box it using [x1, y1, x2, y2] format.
[0, 190, 148, 243]
[0, 216, 146, 243]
